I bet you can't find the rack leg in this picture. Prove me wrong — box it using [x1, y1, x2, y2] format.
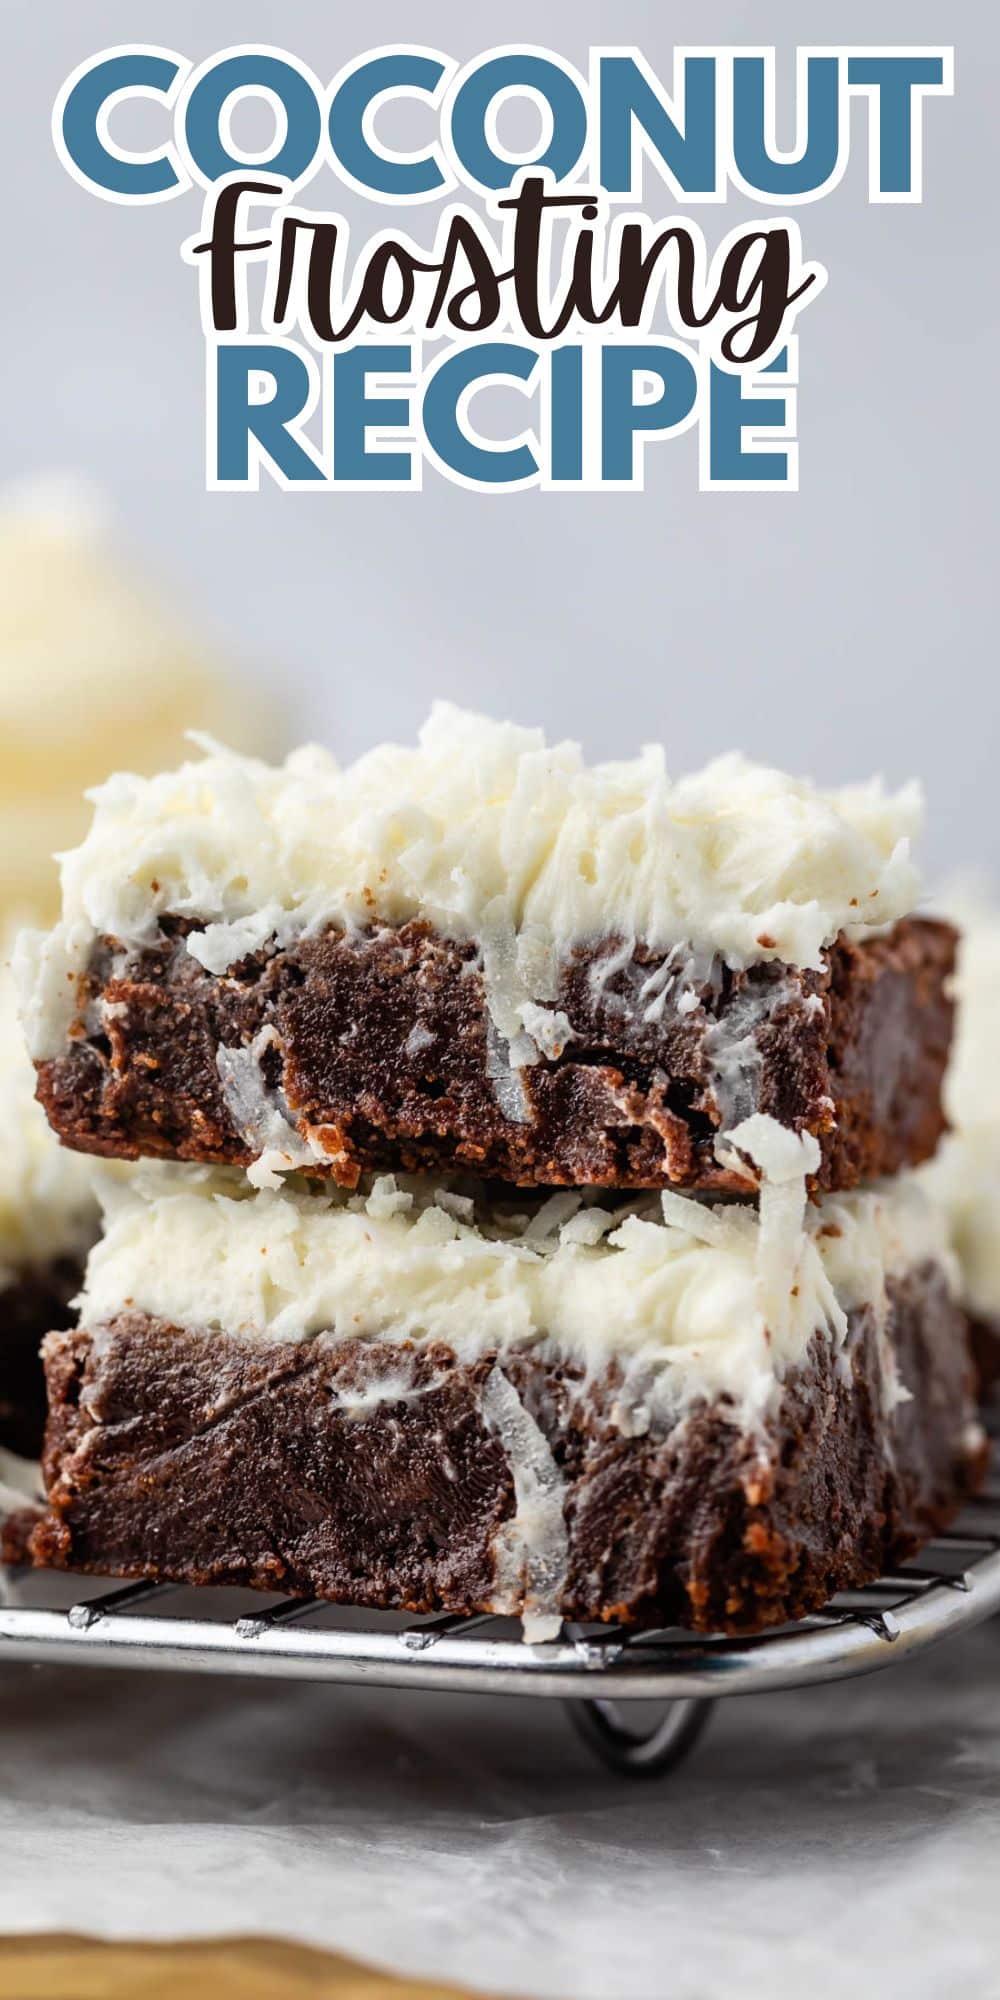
[565, 1695, 713, 1779]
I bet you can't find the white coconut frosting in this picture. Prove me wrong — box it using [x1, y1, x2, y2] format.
[81, 1162, 950, 1433]
[921, 895, 1000, 1323]
[0, 949, 96, 1290]
[19, 704, 922, 1063]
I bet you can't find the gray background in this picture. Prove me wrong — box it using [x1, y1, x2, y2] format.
[5, 1, 997, 878]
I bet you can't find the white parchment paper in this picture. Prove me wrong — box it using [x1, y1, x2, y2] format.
[2, 1572, 998, 2000]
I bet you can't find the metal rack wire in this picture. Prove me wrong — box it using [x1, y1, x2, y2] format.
[4, 1474, 1000, 1778]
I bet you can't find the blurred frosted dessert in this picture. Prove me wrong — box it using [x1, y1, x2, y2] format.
[922, 895, 1000, 1388]
[0, 476, 261, 919]
[0, 941, 97, 1464]
[0, 473, 268, 1537]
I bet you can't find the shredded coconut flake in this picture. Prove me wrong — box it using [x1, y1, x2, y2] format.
[716, 1114, 825, 1344]
[216, 1029, 324, 1189]
[481, 1364, 569, 1642]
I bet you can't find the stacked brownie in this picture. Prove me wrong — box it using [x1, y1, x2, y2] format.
[14, 707, 986, 1634]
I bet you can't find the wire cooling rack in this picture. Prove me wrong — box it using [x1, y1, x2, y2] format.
[4, 1471, 1000, 1779]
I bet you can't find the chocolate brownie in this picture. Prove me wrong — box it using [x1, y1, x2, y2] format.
[31, 1264, 983, 1634]
[34, 915, 954, 1193]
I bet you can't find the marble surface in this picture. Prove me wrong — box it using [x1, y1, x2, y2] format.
[2, 1581, 999, 2000]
